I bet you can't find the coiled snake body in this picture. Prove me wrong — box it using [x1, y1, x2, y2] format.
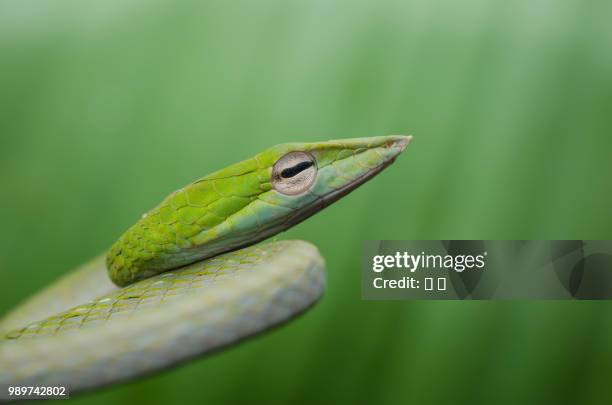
[0, 135, 411, 393]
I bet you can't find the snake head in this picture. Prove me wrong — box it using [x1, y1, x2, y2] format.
[107, 135, 412, 286]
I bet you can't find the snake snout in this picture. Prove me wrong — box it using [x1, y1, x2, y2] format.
[385, 135, 413, 152]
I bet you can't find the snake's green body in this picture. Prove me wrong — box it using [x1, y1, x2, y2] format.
[0, 135, 411, 393]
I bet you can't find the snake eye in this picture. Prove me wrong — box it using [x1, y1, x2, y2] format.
[272, 151, 317, 195]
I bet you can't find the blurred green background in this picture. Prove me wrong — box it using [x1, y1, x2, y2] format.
[1, 0, 611, 404]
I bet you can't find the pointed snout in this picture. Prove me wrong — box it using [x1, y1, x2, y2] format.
[388, 135, 413, 152]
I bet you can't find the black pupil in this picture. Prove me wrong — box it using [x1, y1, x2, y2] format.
[280, 160, 314, 178]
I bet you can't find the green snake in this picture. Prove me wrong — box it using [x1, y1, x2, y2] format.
[0, 135, 412, 393]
